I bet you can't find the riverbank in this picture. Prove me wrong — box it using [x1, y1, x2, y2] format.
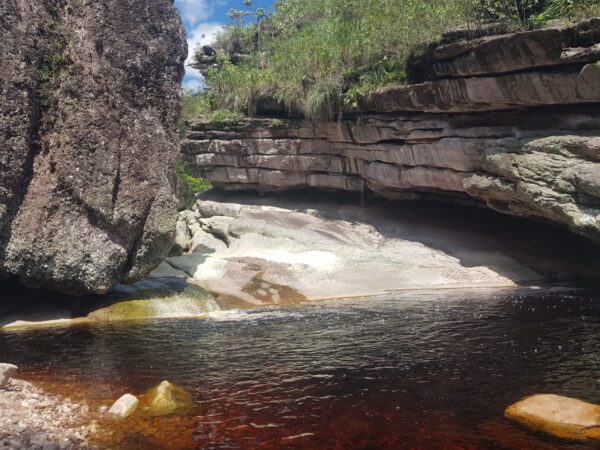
[154, 190, 600, 305]
[0, 374, 93, 449]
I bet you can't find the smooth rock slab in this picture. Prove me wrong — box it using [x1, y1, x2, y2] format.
[0, 363, 18, 389]
[157, 192, 600, 305]
[108, 394, 139, 419]
[505, 394, 600, 441]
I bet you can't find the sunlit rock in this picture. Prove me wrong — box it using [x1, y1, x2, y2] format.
[0, 278, 219, 331]
[183, 20, 600, 245]
[0, 363, 18, 389]
[108, 394, 139, 419]
[505, 394, 600, 441]
[142, 380, 194, 417]
[158, 192, 600, 303]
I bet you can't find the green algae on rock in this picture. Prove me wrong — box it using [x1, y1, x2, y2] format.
[0, 278, 219, 331]
[141, 381, 195, 417]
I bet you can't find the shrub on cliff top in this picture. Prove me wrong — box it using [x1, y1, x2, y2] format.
[197, 0, 471, 120]
[193, 0, 598, 121]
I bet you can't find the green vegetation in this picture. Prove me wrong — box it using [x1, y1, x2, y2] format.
[178, 91, 245, 137]
[176, 159, 212, 209]
[191, 0, 598, 121]
[541, 0, 600, 20]
[176, 95, 215, 208]
[37, 20, 70, 108]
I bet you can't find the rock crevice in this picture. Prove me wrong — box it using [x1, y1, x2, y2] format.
[0, 0, 187, 294]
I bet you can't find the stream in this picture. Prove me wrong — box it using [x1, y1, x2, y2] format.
[1, 287, 600, 449]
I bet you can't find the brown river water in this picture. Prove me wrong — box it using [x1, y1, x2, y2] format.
[1, 287, 600, 449]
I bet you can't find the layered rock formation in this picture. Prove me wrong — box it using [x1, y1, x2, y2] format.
[182, 19, 600, 243]
[0, 0, 186, 293]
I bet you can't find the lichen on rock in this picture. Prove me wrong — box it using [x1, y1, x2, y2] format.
[0, 0, 187, 294]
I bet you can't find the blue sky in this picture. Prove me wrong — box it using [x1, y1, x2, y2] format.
[174, 0, 273, 91]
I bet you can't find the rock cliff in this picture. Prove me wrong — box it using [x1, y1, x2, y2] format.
[182, 19, 600, 243]
[0, 0, 186, 294]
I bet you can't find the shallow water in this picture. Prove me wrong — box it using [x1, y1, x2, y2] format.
[2, 287, 600, 449]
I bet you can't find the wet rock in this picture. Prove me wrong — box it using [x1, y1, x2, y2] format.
[0, 0, 187, 295]
[142, 380, 194, 417]
[108, 394, 139, 419]
[0, 363, 18, 389]
[0, 278, 217, 330]
[505, 394, 600, 441]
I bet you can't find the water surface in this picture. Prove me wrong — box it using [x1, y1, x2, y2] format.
[1, 287, 600, 449]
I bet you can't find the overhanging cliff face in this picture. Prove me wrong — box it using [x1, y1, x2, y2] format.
[0, 0, 187, 294]
[182, 19, 600, 243]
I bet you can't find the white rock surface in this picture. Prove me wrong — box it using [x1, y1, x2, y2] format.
[153, 192, 600, 305]
[107, 393, 139, 419]
[0, 363, 18, 389]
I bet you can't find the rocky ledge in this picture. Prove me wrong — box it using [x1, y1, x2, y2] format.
[0, 0, 186, 294]
[152, 191, 600, 304]
[183, 19, 600, 243]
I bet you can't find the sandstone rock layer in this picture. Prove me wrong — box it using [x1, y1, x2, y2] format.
[0, 0, 186, 293]
[183, 20, 600, 243]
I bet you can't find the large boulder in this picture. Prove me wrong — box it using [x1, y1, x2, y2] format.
[0, 0, 187, 294]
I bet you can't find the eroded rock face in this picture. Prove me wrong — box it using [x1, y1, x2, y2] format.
[0, 0, 187, 294]
[183, 20, 600, 243]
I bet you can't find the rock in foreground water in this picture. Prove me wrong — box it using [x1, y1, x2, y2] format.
[142, 380, 194, 417]
[0, 0, 186, 294]
[505, 394, 600, 441]
[108, 394, 139, 419]
[0, 363, 18, 389]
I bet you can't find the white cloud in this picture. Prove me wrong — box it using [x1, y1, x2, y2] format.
[183, 22, 224, 92]
[175, 0, 211, 27]
[175, 0, 227, 27]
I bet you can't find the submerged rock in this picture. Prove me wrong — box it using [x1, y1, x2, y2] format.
[142, 380, 194, 417]
[0, 278, 219, 330]
[108, 394, 139, 419]
[0, 0, 187, 295]
[0, 363, 18, 389]
[505, 394, 600, 441]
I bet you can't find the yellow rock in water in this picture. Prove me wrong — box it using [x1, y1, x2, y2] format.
[142, 380, 194, 417]
[505, 394, 600, 441]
